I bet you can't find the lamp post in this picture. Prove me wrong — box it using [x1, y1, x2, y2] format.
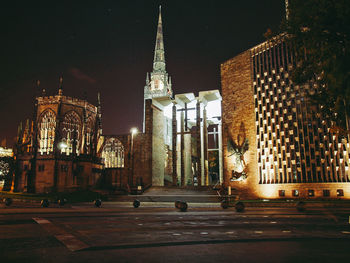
[130, 128, 138, 188]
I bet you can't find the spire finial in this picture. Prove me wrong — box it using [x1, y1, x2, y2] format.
[153, 5, 165, 72]
[97, 92, 102, 134]
[58, 75, 63, 96]
[285, 0, 289, 20]
[146, 72, 150, 84]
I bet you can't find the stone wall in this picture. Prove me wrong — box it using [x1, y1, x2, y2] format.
[151, 103, 165, 186]
[221, 50, 259, 199]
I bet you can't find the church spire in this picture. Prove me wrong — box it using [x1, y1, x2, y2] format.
[58, 75, 63, 96]
[153, 5, 166, 72]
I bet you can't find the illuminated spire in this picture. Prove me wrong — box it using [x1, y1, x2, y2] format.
[153, 5, 166, 72]
[285, 0, 289, 20]
[58, 75, 63, 96]
[97, 92, 102, 133]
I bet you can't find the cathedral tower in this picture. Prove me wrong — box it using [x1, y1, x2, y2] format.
[144, 6, 173, 102]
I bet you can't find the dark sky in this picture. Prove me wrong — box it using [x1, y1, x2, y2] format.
[0, 0, 285, 146]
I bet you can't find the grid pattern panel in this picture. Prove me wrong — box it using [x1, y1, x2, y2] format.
[252, 41, 350, 184]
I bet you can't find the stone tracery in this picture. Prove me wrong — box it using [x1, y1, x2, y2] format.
[102, 138, 124, 168]
[61, 111, 81, 155]
[38, 110, 56, 155]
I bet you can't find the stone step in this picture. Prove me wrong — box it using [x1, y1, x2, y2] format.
[108, 195, 220, 203]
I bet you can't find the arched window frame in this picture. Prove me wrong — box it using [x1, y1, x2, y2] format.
[102, 138, 124, 168]
[60, 111, 82, 155]
[38, 109, 56, 155]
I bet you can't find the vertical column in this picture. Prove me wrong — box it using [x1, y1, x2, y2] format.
[200, 120, 205, 186]
[172, 103, 177, 186]
[196, 100, 202, 186]
[180, 111, 185, 187]
[203, 106, 209, 186]
[218, 121, 223, 184]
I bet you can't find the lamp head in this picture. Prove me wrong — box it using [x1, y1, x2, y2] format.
[130, 127, 138, 135]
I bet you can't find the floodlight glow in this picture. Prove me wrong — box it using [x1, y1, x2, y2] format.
[131, 127, 138, 135]
[58, 142, 68, 149]
[206, 100, 221, 119]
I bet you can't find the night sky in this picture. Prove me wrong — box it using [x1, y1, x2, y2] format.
[0, 0, 285, 146]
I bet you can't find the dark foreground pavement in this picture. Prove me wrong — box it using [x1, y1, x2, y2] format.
[1, 203, 350, 263]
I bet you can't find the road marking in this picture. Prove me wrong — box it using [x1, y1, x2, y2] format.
[282, 230, 291, 233]
[33, 218, 51, 224]
[341, 231, 350, 234]
[137, 223, 143, 226]
[200, 232, 208, 235]
[172, 233, 181, 236]
[225, 231, 234, 234]
[270, 221, 277, 224]
[55, 234, 89, 251]
[33, 217, 89, 251]
[263, 216, 268, 218]
[164, 222, 170, 225]
[254, 231, 263, 234]
[178, 217, 183, 219]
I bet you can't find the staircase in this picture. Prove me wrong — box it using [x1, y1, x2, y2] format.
[108, 186, 220, 204]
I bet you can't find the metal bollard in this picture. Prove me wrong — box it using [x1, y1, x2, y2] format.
[221, 199, 229, 209]
[296, 201, 306, 212]
[133, 199, 140, 208]
[58, 198, 67, 206]
[41, 199, 50, 208]
[94, 199, 102, 207]
[175, 200, 181, 209]
[235, 201, 245, 212]
[178, 201, 188, 212]
[3, 198, 13, 206]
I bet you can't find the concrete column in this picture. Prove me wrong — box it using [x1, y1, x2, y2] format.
[172, 103, 177, 186]
[200, 120, 205, 186]
[203, 107, 209, 186]
[218, 121, 223, 184]
[180, 111, 185, 186]
[184, 133, 192, 186]
[196, 100, 202, 186]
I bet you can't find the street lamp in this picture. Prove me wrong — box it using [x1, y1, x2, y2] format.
[130, 128, 138, 188]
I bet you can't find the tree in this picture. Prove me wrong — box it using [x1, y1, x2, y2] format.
[280, 0, 350, 130]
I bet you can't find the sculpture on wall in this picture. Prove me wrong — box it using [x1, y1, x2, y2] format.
[227, 122, 249, 181]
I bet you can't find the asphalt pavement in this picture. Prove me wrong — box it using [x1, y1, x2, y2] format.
[1, 203, 350, 263]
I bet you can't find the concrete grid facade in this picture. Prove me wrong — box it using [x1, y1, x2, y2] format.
[221, 38, 350, 199]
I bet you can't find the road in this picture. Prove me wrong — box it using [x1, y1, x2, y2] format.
[1, 203, 350, 263]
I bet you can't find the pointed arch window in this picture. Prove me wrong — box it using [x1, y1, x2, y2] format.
[61, 111, 81, 155]
[84, 116, 95, 154]
[102, 138, 124, 168]
[38, 110, 56, 155]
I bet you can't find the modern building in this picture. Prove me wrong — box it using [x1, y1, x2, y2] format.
[221, 37, 350, 199]
[140, 6, 223, 187]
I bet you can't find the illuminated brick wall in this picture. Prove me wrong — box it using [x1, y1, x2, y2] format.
[222, 39, 350, 199]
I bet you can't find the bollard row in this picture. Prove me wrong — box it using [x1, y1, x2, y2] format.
[175, 200, 188, 212]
